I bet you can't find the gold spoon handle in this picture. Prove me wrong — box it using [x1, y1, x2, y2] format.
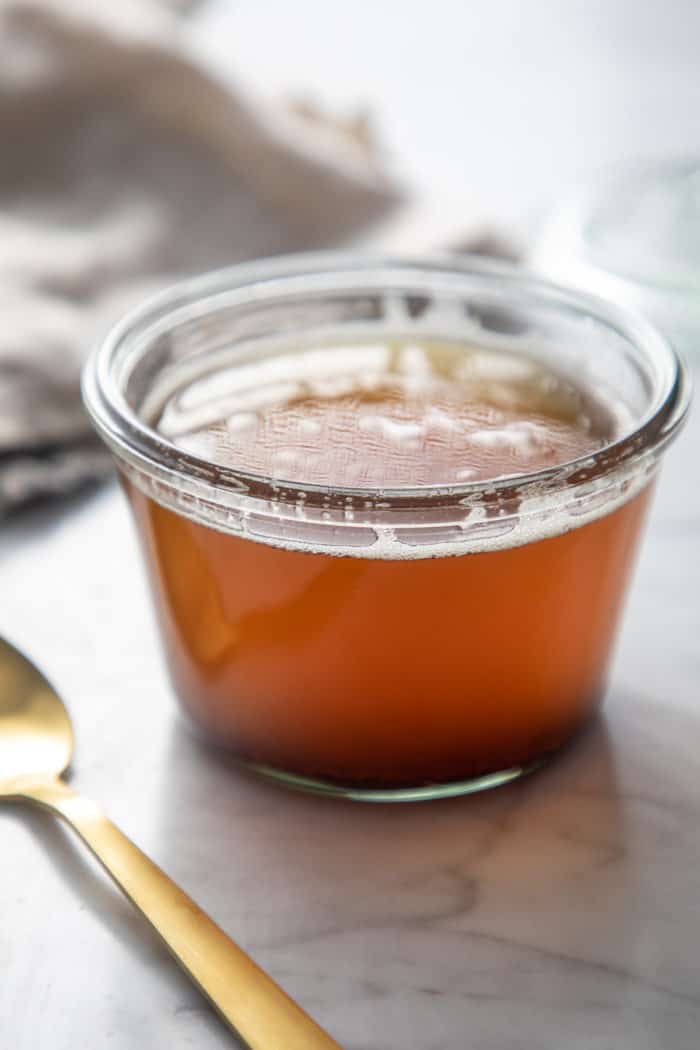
[22, 777, 342, 1050]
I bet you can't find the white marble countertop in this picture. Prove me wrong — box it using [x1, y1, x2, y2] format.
[2, 403, 696, 1050]
[1, 401, 698, 1050]
[2, 3, 700, 1048]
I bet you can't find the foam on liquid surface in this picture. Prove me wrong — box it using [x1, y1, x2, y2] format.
[158, 340, 616, 488]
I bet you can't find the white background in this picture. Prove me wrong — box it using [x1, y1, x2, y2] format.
[194, 0, 700, 233]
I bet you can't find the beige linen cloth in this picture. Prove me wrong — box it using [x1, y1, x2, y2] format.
[0, 0, 506, 515]
[0, 0, 403, 513]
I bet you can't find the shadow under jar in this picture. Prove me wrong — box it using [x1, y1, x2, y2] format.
[83, 255, 689, 801]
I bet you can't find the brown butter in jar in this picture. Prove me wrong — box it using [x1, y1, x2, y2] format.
[84, 257, 689, 800]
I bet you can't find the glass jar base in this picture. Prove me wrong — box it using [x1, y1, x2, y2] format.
[242, 756, 548, 802]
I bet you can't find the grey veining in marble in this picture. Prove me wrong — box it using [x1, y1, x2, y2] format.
[1, 403, 698, 1050]
[3, 3, 700, 1046]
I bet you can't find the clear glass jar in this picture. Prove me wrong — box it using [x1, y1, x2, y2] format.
[82, 255, 689, 801]
[532, 158, 700, 361]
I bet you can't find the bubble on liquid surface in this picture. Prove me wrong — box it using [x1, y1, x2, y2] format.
[157, 339, 621, 489]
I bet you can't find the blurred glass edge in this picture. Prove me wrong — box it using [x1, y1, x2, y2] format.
[532, 157, 700, 360]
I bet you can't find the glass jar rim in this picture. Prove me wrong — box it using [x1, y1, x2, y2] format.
[82, 252, 690, 508]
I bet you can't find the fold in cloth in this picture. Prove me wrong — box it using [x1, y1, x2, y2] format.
[0, 0, 405, 514]
[0, 0, 509, 516]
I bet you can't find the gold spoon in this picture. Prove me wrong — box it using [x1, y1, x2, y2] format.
[0, 635, 342, 1050]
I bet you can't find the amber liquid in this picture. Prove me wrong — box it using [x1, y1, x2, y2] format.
[128, 340, 651, 788]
